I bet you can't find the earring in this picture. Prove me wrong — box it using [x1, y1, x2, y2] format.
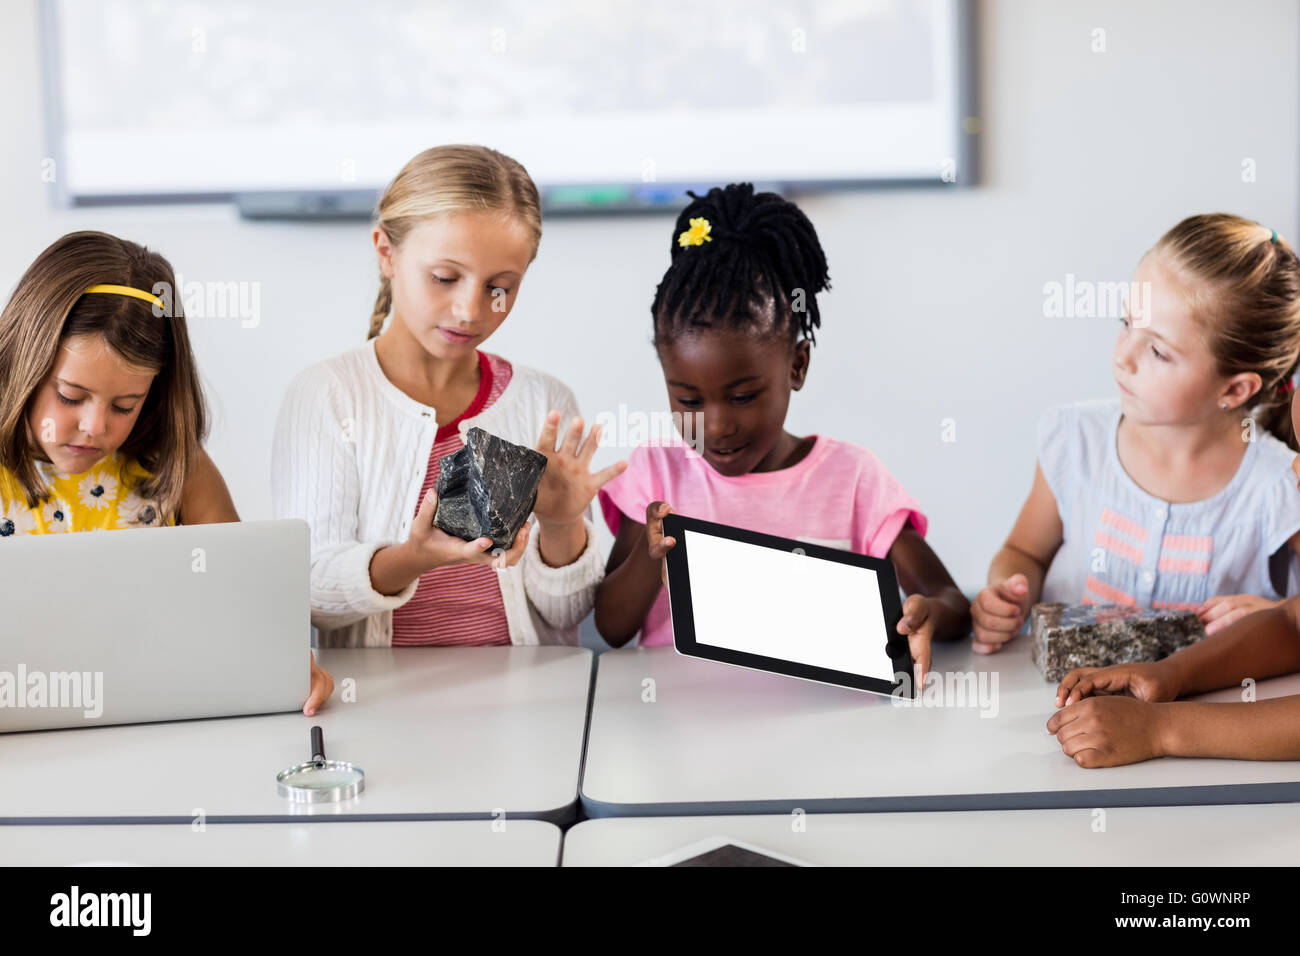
[1221, 403, 1229, 410]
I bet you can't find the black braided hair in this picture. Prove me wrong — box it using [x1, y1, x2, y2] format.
[651, 183, 830, 346]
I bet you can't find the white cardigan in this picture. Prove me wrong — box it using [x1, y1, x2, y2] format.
[270, 339, 605, 647]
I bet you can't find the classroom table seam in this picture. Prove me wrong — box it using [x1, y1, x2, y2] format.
[572, 649, 602, 827]
[0, 810, 580, 826]
[579, 781, 1300, 818]
[513, 645, 595, 828]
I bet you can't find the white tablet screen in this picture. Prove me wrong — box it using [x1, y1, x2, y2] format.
[680, 529, 896, 682]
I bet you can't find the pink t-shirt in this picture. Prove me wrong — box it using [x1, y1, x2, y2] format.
[597, 435, 928, 646]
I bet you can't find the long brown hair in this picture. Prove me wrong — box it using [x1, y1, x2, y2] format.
[0, 231, 207, 516]
[1152, 213, 1300, 449]
[367, 144, 543, 340]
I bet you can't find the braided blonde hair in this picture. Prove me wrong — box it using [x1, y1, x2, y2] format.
[367, 145, 543, 339]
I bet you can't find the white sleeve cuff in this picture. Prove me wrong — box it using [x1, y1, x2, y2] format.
[521, 515, 605, 628]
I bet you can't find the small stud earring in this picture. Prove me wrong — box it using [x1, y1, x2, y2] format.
[1221, 403, 1229, 410]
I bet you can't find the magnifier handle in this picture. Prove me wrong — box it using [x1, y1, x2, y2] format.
[310, 725, 325, 763]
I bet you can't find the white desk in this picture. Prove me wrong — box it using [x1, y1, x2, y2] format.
[0, 647, 592, 825]
[0, 820, 561, 866]
[581, 643, 1300, 816]
[563, 804, 1300, 866]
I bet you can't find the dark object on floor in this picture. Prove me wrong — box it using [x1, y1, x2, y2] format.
[1029, 602, 1205, 682]
[434, 427, 548, 550]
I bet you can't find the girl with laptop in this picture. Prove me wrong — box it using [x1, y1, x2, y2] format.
[0, 230, 334, 714]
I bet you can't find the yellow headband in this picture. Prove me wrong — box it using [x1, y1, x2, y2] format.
[84, 284, 166, 312]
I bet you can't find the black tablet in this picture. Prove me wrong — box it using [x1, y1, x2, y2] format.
[638, 837, 809, 867]
[661, 513, 915, 699]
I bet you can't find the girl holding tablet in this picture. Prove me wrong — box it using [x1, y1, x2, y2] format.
[594, 183, 971, 680]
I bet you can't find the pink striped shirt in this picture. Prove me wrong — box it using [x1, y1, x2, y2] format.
[392, 351, 515, 646]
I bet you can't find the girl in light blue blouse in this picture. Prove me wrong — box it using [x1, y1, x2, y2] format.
[973, 214, 1300, 651]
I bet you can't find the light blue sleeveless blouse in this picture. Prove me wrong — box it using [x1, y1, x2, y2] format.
[1039, 399, 1300, 608]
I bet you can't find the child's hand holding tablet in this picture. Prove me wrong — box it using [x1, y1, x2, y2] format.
[645, 500, 678, 588]
[896, 592, 937, 685]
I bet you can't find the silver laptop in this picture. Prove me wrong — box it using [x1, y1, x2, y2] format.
[0, 519, 309, 732]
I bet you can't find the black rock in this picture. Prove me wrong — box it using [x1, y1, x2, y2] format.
[433, 427, 548, 550]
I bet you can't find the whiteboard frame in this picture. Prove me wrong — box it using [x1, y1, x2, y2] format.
[39, 0, 978, 217]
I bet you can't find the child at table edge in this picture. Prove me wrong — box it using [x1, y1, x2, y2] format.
[973, 215, 1300, 653]
[1049, 378, 1300, 766]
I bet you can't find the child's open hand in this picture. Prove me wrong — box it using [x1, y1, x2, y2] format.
[532, 411, 628, 527]
[1054, 660, 1181, 708]
[1046, 696, 1169, 767]
[971, 573, 1031, 653]
[1197, 593, 1279, 635]
[896, 594, 934, 687]
[645, 500, 676, 588]
[408, 488, 531, 571]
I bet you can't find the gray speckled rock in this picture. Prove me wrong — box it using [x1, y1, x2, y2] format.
[1029, 602, 1205, 682]
[433, 427, 547, 550]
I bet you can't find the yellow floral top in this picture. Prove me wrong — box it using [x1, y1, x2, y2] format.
[0, 452, 173, 537]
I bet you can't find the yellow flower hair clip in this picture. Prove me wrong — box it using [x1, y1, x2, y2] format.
[678, 217, 713, 248]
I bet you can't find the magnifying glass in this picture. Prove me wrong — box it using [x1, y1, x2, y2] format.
[276, 726, 365, 803]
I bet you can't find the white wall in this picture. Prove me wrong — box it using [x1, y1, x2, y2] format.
[1, 0, 1296, 595]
